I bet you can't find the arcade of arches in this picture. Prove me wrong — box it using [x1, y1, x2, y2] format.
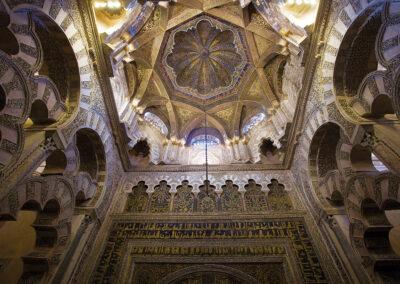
[0, 0, 400, 283]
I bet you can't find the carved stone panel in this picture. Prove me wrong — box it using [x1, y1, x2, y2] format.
[172, 182, 194, 213]
[268, 180, 293, 211]
[125, 182, 148, 213]
[149, 182, 171, 213]
[244, 183, 268, 212]
[196, 184, 218, 213]
[221, 182, 243, 212]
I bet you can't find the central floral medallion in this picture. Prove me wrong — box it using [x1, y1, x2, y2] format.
[162, 16, 247, 100]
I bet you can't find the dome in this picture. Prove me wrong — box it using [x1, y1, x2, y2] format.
[164, 17, 246, 99]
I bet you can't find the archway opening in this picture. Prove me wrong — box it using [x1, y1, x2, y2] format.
[263, 54, 286, 99]
[74, 129, 106, 205]
[76, 129, 106, 180]
[369, 94, 395, 118]
[187, 127, 223, 148]
[129, 139, 151, 166]
[40, 199, 60, 218]
[130, 139, 150, 157]
[0, 11, 19, 56]
[28, 100, 51, 125]
[361, 198, 388, 226]
[328, 190, 344, 207]
[0, 210, 37, 283]
[32, 12, 80, 104]
[259, 138, 278, 157]
[384, 200, 400, 257]
[361, 198, 393, 257]
[334, 6, 383, 97]
[75, 191, 87, 206]
[0, 85, 6, 112]
[0, 197, 61, 283]
[350, 144, 375, 172]
[309, 123, 342, 192]
[40, 150, 67, 176]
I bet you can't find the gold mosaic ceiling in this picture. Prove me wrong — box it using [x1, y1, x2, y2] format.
[100, 1, 289, 138]
[163, 16, 248, 100]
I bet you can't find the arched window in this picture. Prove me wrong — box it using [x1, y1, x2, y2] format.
[144, 112, 168, 135]
[371, 153, 389, 172]
[191, 134, 220, 148]
[187, 127, 223, 149]
[242, 113, 266, 135]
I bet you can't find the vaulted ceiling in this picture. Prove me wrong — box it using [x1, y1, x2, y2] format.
[96, 0, 294, 140]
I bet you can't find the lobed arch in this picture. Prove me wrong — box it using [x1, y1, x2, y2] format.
[125, 181, 149, 213]
[128, 126, 162, 165]
[345, 173, 400, 279]
[263, 53, 288, 100]
[355, 71, 395, 119]
[39, 149, 67, 176]
[0, 176, 74, 280]
[376, 3, 400, 72]
[0, 8, 18, 56]
[75, 128, 106, 180]
[304, 119, 394, 212]
[51, 115, 112, 207]
[345, 173, 400, 229]
[220, 180, 243, 212]
[129, 138, 151, 166]
[0, 55, 28, 172]
[308, 122, 351, 204]
[321, 0, 400, 122]
[3, 0, 95, 118]
[173, 180, 194, 213]
[125, 174, 292, 198]
[258, 137, 281, 164]
[0, 176, 74, 222]
[64, 111, 113, 161]
[71, 127, 107, 207]
[0, 0, 100, 174]
[0, 175, 74, 282]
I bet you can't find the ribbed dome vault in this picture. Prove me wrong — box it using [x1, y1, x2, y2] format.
[162, 16, 248, 101]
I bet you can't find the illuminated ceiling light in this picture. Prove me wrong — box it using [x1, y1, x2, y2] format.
[94, 0, 122, 9]
[284, 0, 317, 5]
[158, 1, 170, 8]
[94, 1, 107, 8]
[108, 1, 122, 9]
